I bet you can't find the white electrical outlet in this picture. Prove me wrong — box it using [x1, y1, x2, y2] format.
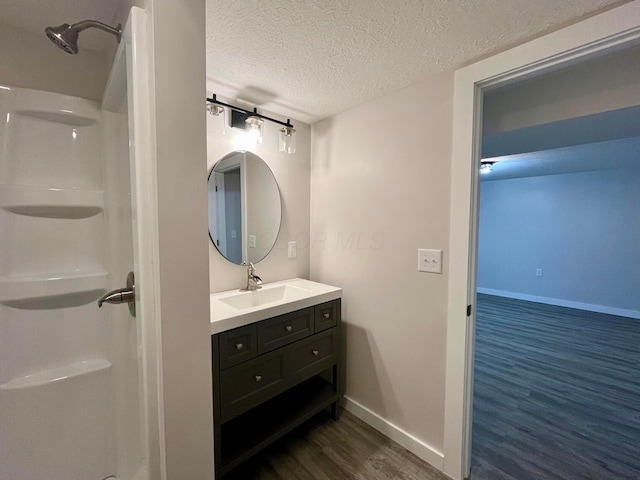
[288, 241, 297, 259]
[248, 235, 256, 248]
[418, 248, 442, 274]
[536, 268, 543, 277]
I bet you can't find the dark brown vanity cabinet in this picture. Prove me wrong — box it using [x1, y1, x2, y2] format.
[211, 299, 342, 476]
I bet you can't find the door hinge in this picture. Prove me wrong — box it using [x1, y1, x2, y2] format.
[466, 305, 472, 316]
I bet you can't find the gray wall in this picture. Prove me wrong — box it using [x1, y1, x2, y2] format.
[477, 167, 640, 317]
[483, 44, 640, 134]
[149, 1, 214, 478]
[311, 71, 453, 458]
[0, 20, 107, 100]
[245, 154, 281, 264]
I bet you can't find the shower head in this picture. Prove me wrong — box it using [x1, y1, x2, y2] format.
[45, 23, 79, 54]
[45, 20, 122, 54]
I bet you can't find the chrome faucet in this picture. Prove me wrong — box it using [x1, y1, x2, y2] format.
[242, 262, 263, 291]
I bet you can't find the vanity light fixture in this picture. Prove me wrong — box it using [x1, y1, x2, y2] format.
[206, 94, 296, 153]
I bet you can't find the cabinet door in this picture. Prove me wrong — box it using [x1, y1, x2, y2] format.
[257, 308, 313, 354]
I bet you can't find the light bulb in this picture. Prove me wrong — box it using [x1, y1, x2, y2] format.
[245, 116, 264, 144]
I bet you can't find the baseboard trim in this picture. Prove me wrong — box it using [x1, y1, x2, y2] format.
[477, 288, 640, 320]
[341, 395, 445, 472]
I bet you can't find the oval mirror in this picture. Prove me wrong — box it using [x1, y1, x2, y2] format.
[208, 151, 282, 265]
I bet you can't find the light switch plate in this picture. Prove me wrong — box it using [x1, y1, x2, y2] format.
[248, 235, 256, 248]
[418, 248, 442, 274]
[288, 241, 297, 258]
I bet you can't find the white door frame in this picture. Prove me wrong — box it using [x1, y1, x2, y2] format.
[442, 3, 640, 479]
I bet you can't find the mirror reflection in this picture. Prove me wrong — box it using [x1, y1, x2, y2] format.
[208, 151, 282, 265]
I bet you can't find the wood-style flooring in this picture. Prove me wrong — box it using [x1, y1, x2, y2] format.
[471, 294, 640, 480]
[223, 409, 448, 480]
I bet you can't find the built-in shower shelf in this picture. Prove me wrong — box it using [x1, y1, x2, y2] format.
[0, 271, 108, 304]
[0, 358, 111, 391]
[0, 184, 104, 218]
[16, 109, 98, 127]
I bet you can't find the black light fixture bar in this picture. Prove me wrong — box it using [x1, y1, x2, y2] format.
[206, 94, 294, 129]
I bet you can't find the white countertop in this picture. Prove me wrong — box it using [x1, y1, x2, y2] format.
[209, 278, 342, 334]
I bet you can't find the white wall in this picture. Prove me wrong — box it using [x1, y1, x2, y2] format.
[478, 167, 640, 318]
[483, 44, 640, 134]
[311, 71, 454, 462]
[148, 2, 214, 479]
[206, 96, 311, 293]
[245, 153, 281, 263]
[0, 20, 107, 100]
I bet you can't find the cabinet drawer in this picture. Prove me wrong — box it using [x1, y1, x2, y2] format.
[314, 300, 339, 332]
[291, 330, 336, 383]
[220, 352, 285, 421]
[218, 324, 257, 370]
[257, 308, 313, 354]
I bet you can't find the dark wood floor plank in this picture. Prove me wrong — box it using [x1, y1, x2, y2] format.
[471, 294, 640, 480]
[224, 409, 448, 480]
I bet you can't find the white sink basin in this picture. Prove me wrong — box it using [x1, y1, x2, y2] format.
[218, 284, 310, 310]
[210, 278, 341, 334]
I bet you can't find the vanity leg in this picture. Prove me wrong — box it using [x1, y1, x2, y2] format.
[213, 418, 222, 473]
[330, 401, 340, 420]
[212, 336, 223, 473]
[330, 363, 340, 420]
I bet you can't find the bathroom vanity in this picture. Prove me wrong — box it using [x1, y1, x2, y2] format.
[210, 279, 343, 476]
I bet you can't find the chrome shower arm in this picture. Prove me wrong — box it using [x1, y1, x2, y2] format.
[72, 20, 122, 42]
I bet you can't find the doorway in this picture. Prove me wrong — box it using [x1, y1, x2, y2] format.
[470, 46, 640, 478]
[209, 152, 246, 264]
[443, 4, 640, 479]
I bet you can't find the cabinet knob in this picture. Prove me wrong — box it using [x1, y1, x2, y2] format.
[255, 375, 262, 383]
[285, 325, 293, 332]
[312, 350, 319, 356]
[235, 343, 244, 351]
[323, 312, 330, 319]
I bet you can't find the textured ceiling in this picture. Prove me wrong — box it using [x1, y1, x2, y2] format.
[0, 0, 627, 122]
[206, 0, 625, 123]
[0, 0, 119, 52]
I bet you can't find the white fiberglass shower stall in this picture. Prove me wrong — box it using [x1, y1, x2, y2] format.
[0, 8, 158, 480]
